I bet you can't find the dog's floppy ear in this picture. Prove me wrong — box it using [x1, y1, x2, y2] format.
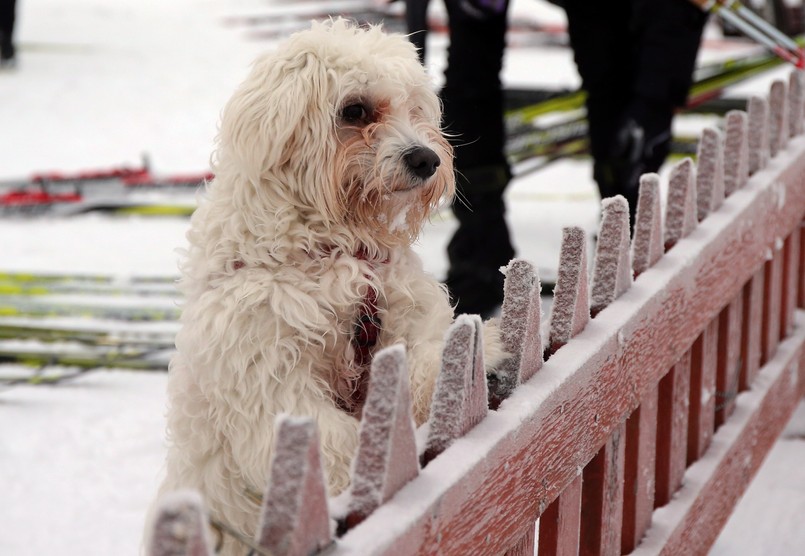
[217, 48, 330, 184]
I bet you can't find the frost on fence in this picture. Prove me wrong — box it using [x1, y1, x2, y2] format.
[148, 490, 212, 556]
[255, 416, 331, 556]
[548, 226, 589, 355]
[723, 110, 749, 196]
[768, 79, 789, 158]
[347, 345, 418, 527]
[491, 259, 543, 407]
[591, 195, 632, 317]
[631, 173, 663, 278]
[747, 95, 770, 175]
[788, 70, 804, 138]
[695, 127, 724, 222]
[423, 315, 488, 465]
[664, 158, 697, 251]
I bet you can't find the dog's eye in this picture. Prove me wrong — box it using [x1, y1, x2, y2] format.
[341, 103, 369, 123]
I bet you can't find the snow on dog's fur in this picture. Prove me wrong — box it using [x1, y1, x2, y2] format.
[153, 19, 507, 553]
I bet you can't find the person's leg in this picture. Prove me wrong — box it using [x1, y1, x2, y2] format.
[0, 0, 17, 61]
[627, 0, 707, 174]
[564, 0, 640, 217]
[442, 0, 513, 316]
[566, 0, 706, 227]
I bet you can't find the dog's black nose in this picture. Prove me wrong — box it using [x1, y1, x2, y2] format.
[404, 146, 441, 179]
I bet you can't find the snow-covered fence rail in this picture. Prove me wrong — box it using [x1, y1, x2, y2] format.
[149, 70, 805, 556]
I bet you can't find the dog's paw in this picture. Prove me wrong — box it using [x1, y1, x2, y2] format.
[481, 317, 510, 370]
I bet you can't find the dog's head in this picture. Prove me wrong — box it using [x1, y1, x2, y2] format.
[214, 18, 454, 250]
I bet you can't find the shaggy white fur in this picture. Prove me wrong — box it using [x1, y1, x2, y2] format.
[152, 19, 507, 554]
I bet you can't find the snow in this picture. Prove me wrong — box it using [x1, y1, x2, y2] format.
[1, 0, 804, 554]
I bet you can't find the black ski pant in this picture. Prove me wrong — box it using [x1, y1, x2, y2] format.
[441, 0, 515, 315]
[563, 0, 707, 226]
[0, 0, 16, 59]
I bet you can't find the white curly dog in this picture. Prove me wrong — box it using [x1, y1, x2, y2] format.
[153, 19, 506, 553]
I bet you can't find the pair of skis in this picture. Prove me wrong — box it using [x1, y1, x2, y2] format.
[0, 159, 210, 216]
[0, 271, 181, 387]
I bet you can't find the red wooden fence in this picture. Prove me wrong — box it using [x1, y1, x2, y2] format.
[149, 71, 805, 556]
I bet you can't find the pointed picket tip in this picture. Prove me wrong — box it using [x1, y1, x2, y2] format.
[631, 173, 664, 278]
[591, 195, 633, 318]
[547, 226, 590, 356]
[256, 416, 331, 556]
[695, 127, 725, 221]
[347, 345, 419, 527]
[492, 259, 543, 407]
[747, 95, 770, 175]
[664, 158, 698, 251]
[148, 490, 212, 556]
[787, 70, 804, 138]
[723, 110, 749, 196]
[769, 79, 789, 158]
[423, 314, 488, 466]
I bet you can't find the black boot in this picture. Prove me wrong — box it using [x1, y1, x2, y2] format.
[445, 165, 514, 317]
[593, 97, 674, 232]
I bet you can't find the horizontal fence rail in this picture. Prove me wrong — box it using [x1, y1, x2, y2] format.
[149, 71, 805, 556]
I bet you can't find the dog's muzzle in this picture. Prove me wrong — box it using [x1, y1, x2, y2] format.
[404, 146, 441, 180]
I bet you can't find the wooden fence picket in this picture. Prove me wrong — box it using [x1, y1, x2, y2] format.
[492, 259, 543, 407]
[762, 248, 784, 365]
[547, 226, 590, 356]
[580, 194, 635, 556]
[255, 416, 331, 556]
[747, 95, 770, 175]
[148, 491, 212, 556]
[590, 195, 633, 317]
[715, 295, 744, 426]
[788, 70, 804, 137]
[664, 158, 697, 251]
[346, 345, 419, 527]
[580, 425, 625, 556]
[687, 319, 719, 465]
[621, 382, 658, 554]
[422, 314, 488, 465]
[654, 351, 691, 508]
[740, 269, 765, 390]
[540, 225, 594, 556]
[723, 110, 749, 196]
[768, 79, 788, 157]
[781, 231, 801, 337]
[631, 173, 664, 277]
[695, 127, 725, 222]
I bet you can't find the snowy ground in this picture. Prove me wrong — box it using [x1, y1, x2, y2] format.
[0, 1, 804, 554]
